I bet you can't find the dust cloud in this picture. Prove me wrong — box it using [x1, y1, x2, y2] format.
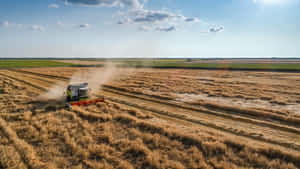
[38, 82, 67, 102]
[38, 62, 133, 101]
[70, 62, 117, 95]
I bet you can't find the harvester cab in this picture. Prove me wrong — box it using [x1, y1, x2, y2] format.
[66, 83, 104, 107]
[66, 83, 89, 102]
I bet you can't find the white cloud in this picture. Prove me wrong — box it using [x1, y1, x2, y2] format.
[78, 23, 91, 29]
[119, 9, 189, 24]
[253, 0, 285, 4]
[1, 21, 44, 32]
[138, 25, 177, 32]
[119, 0, 142, 8]
[132, 10, 180, 23]
[155, 25, 176, 32]
[30, 25, 45, 31]
[138, 25, 151, 31]
[61, 0, 221, 33]
[184, 17, 200, 23]
[63, 0, 142, 8]
[0, 21, 9, 27]
[57, 21, 64, 26]
[56, 21, 91, 29]
[1, 20, 45, 32]
[48, 4, 60, 8]
[117, 8, 202, 32]
[209, 26, 224, 33]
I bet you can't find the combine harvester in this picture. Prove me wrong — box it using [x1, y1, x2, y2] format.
[65, 82, 104, 107]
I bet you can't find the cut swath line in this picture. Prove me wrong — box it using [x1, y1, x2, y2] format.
[8, 69, 299, 135]
[101, 86, 300, 134]
[53, 110, 131, 168]
[2, 70, 300, 151]
[0, 73, 47, 92]
[70, 106, 112, 122]
[103, 95, 300, 151]
[10, 69, 69, 81]
[0, 117, 54, 169]
[0, 145, 27, 169]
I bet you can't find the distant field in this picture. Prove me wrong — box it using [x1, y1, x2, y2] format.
[55, 59, 185, 66]
[0, 60, 77, 68]
[2, 59, 300, 71]
[74, 58, 186, 62]
[109, 60, 300, 71]
[124, 62, 300, 71]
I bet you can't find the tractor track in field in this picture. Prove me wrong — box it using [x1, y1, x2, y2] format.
[0, 74, 146, 168]
[8, 69, 300, 132]
[12, 68, 300, 129]
[131, 74, 300, 96]
[7, 69, 300, 127]
[2, 69, 300, 152]
[9, 69, 69, 81]
[101, 85, 300, 131]
[0, 72, 48, 92]
[99, 90, 300, 151]
[0, 73, 115, 168]
[0, 116, 52, 169]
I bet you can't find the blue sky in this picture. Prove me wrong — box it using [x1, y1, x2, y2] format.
[0, 0, 299, 58]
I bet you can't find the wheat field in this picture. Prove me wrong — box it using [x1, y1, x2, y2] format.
[0, 67, 299, 169]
